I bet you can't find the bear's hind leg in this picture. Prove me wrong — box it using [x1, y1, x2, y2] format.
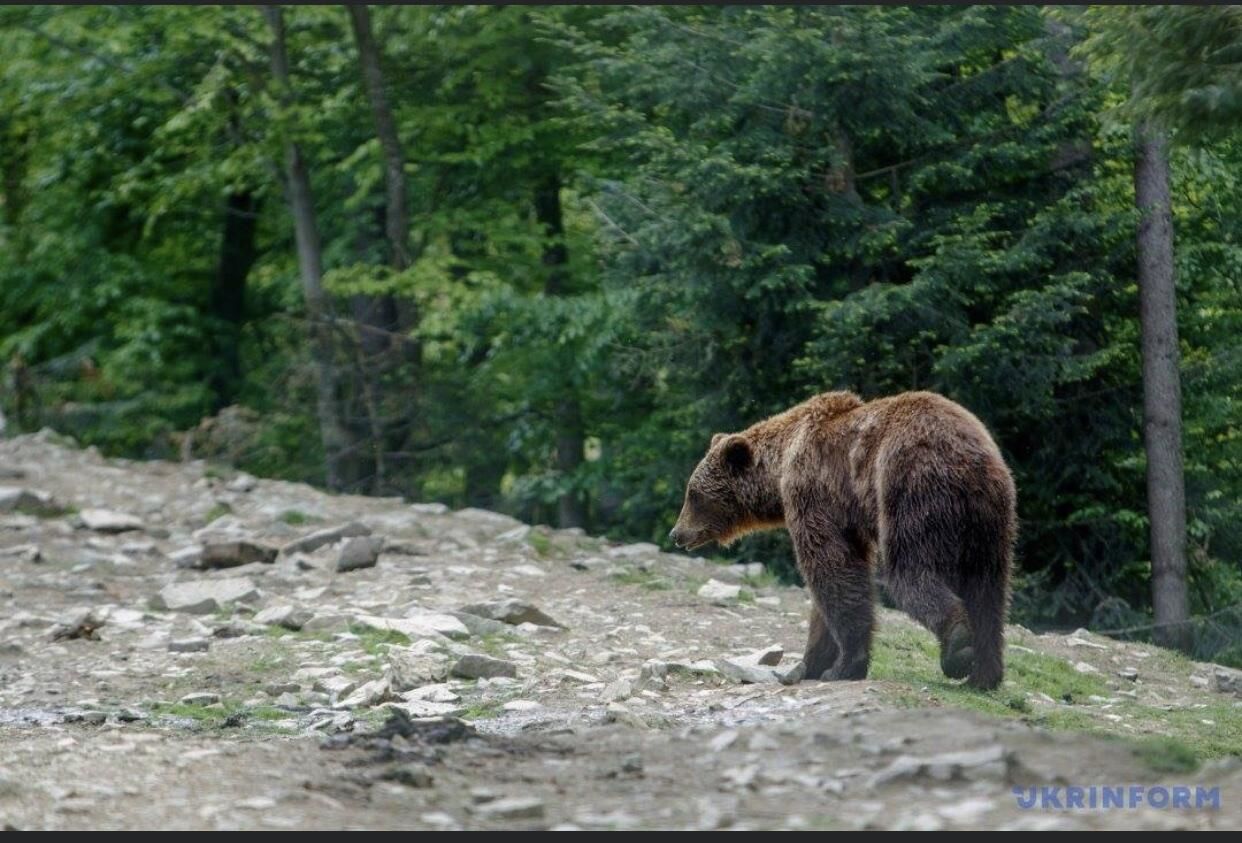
[960, 567, 1008, 690]
[884, 561, 973, 680]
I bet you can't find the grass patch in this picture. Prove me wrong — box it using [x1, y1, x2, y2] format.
[459, 700, 504, 721]
[736, 588, 756, 604]
[247, 652, 290, 675]
[475, 632, 520, 658]
[870, 622, 1242, 762]
[612, 569, 674, 591]
[348, 623, 412, 655]
[1133, 736, 1202, 774]
[204, 502, 232, 524]
[278, 509, 317, 525]
[527, 531, 553, 557]
[150, 700, 296, 732]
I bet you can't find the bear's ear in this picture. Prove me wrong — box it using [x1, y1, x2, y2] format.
[720, 435, 752, 473]
[711, 433, 727, 448]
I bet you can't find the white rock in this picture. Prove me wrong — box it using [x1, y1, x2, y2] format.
[475, 796, 545, 822]
[354, 612, 469, 641]
[458, 598, 565, 629]
[335, 677, 393, 709]
[253, 605, 313, 630]
[150, 577, 261, 614]
[697, 579, 741, 603]
[281, 521, 371, 556]
[79, 508, 144, 533]
[501, 699, 543, 712]
[450, 654, 518, 680]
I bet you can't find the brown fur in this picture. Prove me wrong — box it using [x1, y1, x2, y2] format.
[670, 390, 1016, 690]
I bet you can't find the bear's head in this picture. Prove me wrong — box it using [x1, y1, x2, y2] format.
[669, 432, 764, 550]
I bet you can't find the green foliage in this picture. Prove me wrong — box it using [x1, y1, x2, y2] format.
[1, 6, 1239, 661]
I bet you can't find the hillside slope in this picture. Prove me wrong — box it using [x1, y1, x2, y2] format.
[1, 431, 1239, 829]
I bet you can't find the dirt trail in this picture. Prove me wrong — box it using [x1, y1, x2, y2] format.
[1, 432, 1239, 829]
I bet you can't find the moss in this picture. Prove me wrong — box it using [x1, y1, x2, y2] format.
[278, 509, 315, 525]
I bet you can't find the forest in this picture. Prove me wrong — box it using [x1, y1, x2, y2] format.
[1, 5, 1239, 662]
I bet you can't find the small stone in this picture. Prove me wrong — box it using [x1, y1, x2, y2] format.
[0, 486, 61, 515]
[697, 579, 741, 604]
[226, 473, 257, 492]
[502, 699, 543, 712]
[169, 637, 210, 653]
[179, 692, 221, 706]
[383, 763, 434, 788]
[169, 545, 204, 569]
[458, 598, 565, 629]
[449, 612, 511, 637]
[868, 745, 1011, 788]
[709, 730, 739, 752]
[199, 540, 277, 569]
[336, 677, 393, 709]
[1072, 661, 1099, 675]
[735, 644, 783, 667]
[79, 508, 144, 533]
[601, 679, 633, 703]
[1213, 667, 1242, 696]
[151, 577, 260, 614]
[475, 796, 545, 822]
[402, 684, 460, 704]
[450, 654, 518, 680]
[388, 700, 464, 718]
[337, 536, 385, 572]
[355, 612, 470, 641]
[281, 521, 371, 556]
[715, 657, 803, 685]
[253, 604, 313, 630]
[1117, 667, 1139, 682]
[49, 608, 105, 641]
[386, 648, 452, 691]
[0, 543, 41, 563]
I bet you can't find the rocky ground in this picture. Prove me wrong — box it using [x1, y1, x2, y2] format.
[1, 430, 1240, 830]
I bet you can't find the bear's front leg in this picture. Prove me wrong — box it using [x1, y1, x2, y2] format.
[804, 605, 839, 679]
[790, 517, 874, 681]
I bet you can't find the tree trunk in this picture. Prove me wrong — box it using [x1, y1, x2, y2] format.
[209, 191, 258, 409]
[347, 4, 421, 496]
[347, 4, 411, 274]
[1134, 121, 1190, 651]
[534, 172, 587, 529]
[264, 5, 353, 491]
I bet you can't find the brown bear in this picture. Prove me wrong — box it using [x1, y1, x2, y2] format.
[669, 391, 1016, 690]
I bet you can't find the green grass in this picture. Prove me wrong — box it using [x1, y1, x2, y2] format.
[150, 700, 297, 733]
[474, 632, 520, 658]
[348, 623, 412, 655]
[458, 700, 504, 721]
[527, 531, 552, 557]
[871, 623, 1242, 763]
[612, 569, 674, 591]
[247, 652, 290, 675]
[204, 502, 232, 524]
[278, 509, 317, 525]
[1133, 736, 1202, 773]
